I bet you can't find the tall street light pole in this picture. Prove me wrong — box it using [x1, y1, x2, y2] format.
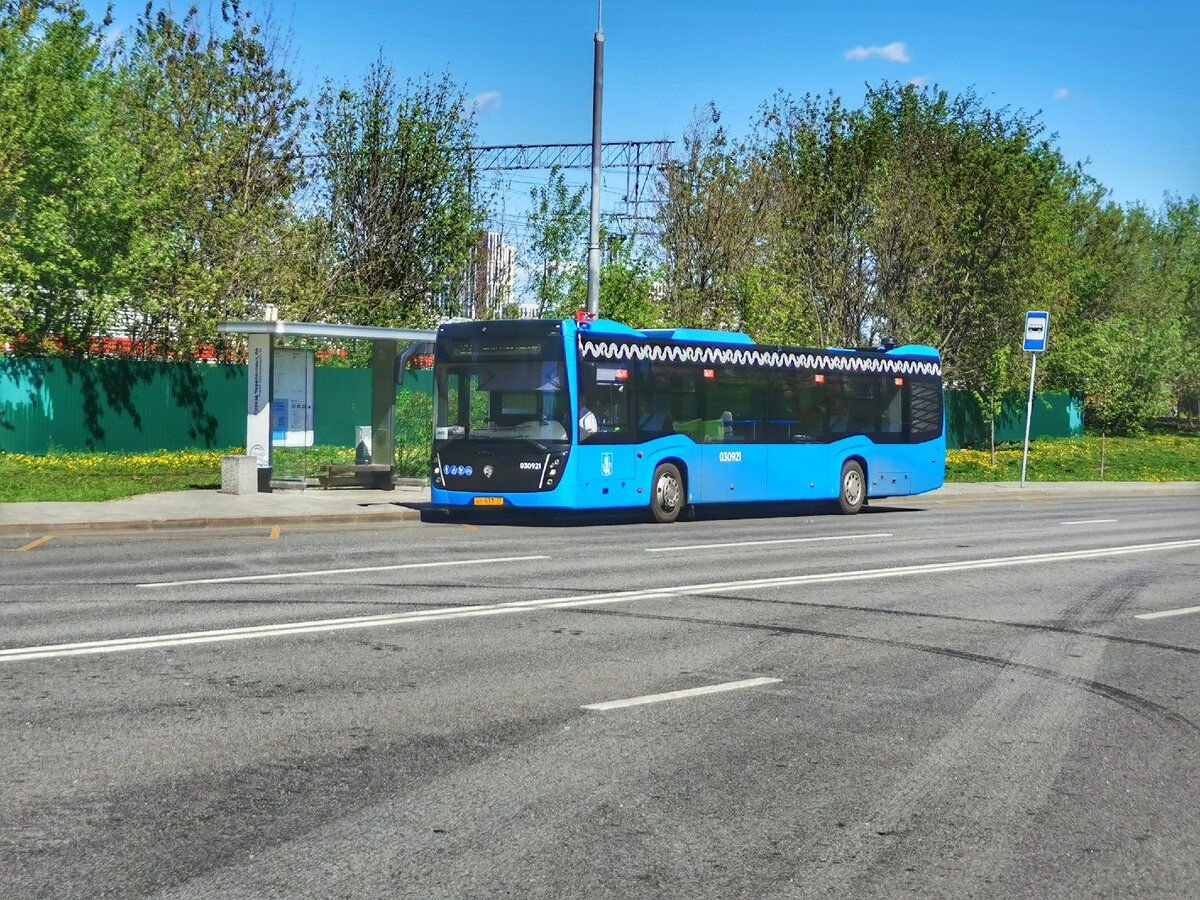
[585, 1, 604, 317]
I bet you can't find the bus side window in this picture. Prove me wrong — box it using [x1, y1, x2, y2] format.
[580, 364, 633, 443]
[701, 366, 768, 443]
[909, 376, 943, 441]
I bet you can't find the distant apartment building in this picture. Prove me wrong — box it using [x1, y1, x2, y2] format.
[464, 230, 517, 319]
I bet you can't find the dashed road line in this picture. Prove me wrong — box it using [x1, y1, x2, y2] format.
[1136, 605, 1200, 621]
[582, 677, 782, 711]
[135, 554, 549, 587]
[646, 533, 891, 553]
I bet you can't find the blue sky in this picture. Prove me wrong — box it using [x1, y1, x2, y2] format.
[98, 1, 1197, 222]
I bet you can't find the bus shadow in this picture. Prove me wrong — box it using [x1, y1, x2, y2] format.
[414, 500, 926, 527]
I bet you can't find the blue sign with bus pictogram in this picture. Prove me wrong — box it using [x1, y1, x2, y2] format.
[1023, 311, 1049, 352]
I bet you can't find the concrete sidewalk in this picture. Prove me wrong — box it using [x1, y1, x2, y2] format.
[0, 482, 432, 536]
[1, 481, 1197, 537]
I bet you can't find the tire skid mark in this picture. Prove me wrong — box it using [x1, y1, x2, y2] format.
[1049, 567, 1157, 628]
[727, 595, 1200, 656]
[568, 605, 1200, 735]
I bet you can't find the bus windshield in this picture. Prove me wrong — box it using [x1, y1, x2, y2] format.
[434, 321, 571, 446]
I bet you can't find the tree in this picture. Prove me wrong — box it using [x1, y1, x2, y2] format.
[753, 90, 880, 348]
[0, 1, 134, 354]
[597, 230, 663, 328]
[860, 85, 1077, 388]
[1058, 315, 1181, 439]
[522, 166, 588, 318]
[112, 0, 308, 358]
[1153, 195, 1200, 424]
[1047, 193, 1196, 431]
[656, 104, 773, 332]
[313, 61, 485, 327]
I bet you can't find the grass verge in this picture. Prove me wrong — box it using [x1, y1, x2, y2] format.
[946, 433, 1200, 482]
[0, 445, 430, 503]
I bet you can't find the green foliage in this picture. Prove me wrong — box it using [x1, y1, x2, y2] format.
[312, 62, 485, 327]
[396, 388, 432, 455]
[1045, 192, 1196, 432]
[0, 1, 134, 352]
[597, 232, 664, 328]
[524, 167, 589, 317]
[522, 168, 665, 326]
[1052, 316, 1181, 434]
[754, 90, 878, 347]
[656, 104, 774, 333]
[110, 1, 308, 358]
[1158, 196, 1200, 421]
[655, 81, 1197, 437]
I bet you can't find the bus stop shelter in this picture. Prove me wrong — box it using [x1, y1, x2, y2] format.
[217, 318, 435, 491]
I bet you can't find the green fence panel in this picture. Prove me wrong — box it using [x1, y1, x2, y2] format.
[944, 390, 1084, 449]
[2, 358, 434, 455]
[0, 358, 247, 453]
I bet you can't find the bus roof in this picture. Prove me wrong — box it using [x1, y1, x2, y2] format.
[579, 319, 936, 358]
[640, 327, 754, 346]
[885, 344, 940, 359]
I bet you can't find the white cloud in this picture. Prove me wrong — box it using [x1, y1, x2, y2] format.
[909, 75, 930, 88]
[473, 91, 502, 116]
[844, 41, 911, 63]
[1053, 87, 1070, 100]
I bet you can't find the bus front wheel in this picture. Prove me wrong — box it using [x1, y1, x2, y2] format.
[650, 463, 684, 523]
[839, 460, 865, 514]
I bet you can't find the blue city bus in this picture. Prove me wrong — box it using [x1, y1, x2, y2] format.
[429, 317, 944, 522]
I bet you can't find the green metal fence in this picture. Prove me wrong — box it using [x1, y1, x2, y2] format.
[944, 390, 1084, 449]
[1, 358, 247, 453]
[1, 358, 1080, 454]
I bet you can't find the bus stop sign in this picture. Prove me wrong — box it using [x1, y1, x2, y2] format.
[1024, 311, 1049, 352]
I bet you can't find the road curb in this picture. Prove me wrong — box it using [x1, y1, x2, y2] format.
[0, 508, 424, 538]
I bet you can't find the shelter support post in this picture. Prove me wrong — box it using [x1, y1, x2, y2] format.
[246, 332, 274, 492]
[370, 339, 399, 490]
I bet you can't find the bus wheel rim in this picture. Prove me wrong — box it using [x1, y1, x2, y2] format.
[657, 473, 680, 511]
[844, 468, 863, 505]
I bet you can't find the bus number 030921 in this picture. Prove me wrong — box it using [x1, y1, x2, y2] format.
[718, 451, 743, 463]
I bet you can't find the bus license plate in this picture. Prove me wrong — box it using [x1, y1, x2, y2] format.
[473, 497, 504, 506]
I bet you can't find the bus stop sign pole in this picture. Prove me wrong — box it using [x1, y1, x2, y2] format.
[1020, 311, 1049, 486]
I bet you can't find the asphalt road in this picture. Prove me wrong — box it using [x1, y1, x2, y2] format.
[3, 494, 1199, 899]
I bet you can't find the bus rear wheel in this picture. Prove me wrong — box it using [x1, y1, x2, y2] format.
[650, 463, 684, 523]
[838, 460, 865, 514]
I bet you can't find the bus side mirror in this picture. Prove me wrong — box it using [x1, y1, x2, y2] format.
[395, 341, 434, 385]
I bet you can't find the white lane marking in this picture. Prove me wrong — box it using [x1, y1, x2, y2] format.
[7, 538, 1200, 662]
[646, 533, 891, 553]
[135, 555, 549, 587]
[1135, 605, 1200, 621]
[582, 677, 782, 711]
[1061, 519, 1118, 526]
